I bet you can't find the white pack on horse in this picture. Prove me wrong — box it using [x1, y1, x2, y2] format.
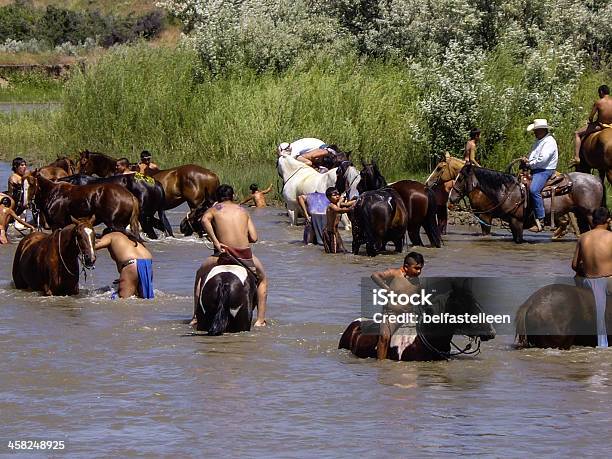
[277, 153, 351, 226]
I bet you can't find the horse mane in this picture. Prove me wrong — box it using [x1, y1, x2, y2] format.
[471, 166, 517, 196]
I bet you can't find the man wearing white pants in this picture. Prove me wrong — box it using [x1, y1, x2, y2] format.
[572, 207, 612, 347]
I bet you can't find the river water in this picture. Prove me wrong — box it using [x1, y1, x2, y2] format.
[1, 162, 611, 456]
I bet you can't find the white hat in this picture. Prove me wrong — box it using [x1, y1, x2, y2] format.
[278, 142, 291, 153]
[526, 119, 550, 131]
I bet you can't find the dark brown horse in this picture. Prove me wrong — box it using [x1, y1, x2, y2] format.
[12, 216, 96, 296]
[151, 165, 220, 210]
[449, 164, 603, 243]
[358, 162, 442, 247]
[350, 187, 408, 256]
[515, 283, 612, 349]
[37, 166, 69, 181]
[339, 280, 496, 361]
[48, 157, 77, 175]
[77, 150, 117, 177]
[577, 127, 612, 204]
[22, 173, 141, 238]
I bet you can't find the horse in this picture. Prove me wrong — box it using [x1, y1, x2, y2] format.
[48, 157, 76, 175]
[22, 172, 141, 239]
[77, 150, 117, 177]
[195, 260, 258, 335]
[150, 164, 220, 210]
[12, 216, 96, 296]
[277, 154, 343, 225]
[515, 283, 612, 349]
[60, 173, 173, 239]
[339, 279, 496, 361]
[335, 160, 361, 200]
[359, 162, 441, 247]
[350, 187, 408, 256]
[448, 164, 603, 243]
[38, 166, 69, 181]
[179, 198, 214, 237]
[577, 127, 612, 204]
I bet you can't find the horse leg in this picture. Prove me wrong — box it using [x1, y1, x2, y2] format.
[479, 214, 492, 236]
[437, 205, 448, 235]
[141, 214, 158, 239]
[393, 236, 404, 253]
[407, 225, 423, 246]
[159, 209, 174, 237]
[340, 213, 352, 231]
[510, 218, 524, 243]
[366, 240, 378, 257]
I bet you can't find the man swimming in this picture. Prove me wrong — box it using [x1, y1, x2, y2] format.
[95, 231, 154, 299]
[572, 207, 612, 347]
[192, 184, 268, 327]
[0, 196, 36, 244]
[240, 183, 273, 208]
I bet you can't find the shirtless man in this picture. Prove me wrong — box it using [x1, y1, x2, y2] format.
[0, 196, 36, 244]
[278, 138, 335, 169]
[464, 128, 481, 166]
[8, 157, 29, 204]
[322, 187, 355, 253]
[138, 150, 160, 175]
[240, 183, 273, 207]
[115, 158, 135, 175]
[573, 85, 612, 165]
[571, 207, 612, 347]
[371, 252, 425, 360]
[192, 184, 268, 327]
[95, 231, 155, 299]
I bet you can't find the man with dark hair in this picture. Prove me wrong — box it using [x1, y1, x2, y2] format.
[115, 158, 134, 175]
[573, 85, 612, 165]
[138, 150, 160, 175]
[323, 187, 355, 253]
[95, 231, 154, 299]
[240, 183, 273, 207]
[371, 252, 425, 360]
[0, 196, 36, 244]
[8, 157, 28, 201]
[464, 128, 481, 166]
[192, 184, 268, 327]
[572, 206, 612, 347]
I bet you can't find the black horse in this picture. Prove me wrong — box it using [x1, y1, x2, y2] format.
[357, 160, 387, 193]
[60, 173, 173, 239]
[179, 198, 215, 237]
[196, 261, 258, 335]
[339, 279, 496, 361]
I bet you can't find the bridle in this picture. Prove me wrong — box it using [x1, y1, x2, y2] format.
[57, 226, 94, 280]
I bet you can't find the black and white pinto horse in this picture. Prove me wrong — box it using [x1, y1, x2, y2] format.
[196, 262, 258, 335]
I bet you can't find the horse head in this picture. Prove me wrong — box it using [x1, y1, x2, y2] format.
[445, 280, 496, 341]
[448, 163, 476, 204]
[180, 199, 215, 237]
[77, 150, 92, 174]
[358, 160, 387, 193]
[70, 215, 96, 268]
[425, 155, 465, 188]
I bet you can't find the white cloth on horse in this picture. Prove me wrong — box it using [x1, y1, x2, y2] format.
[390, 331, 417, 360]
[579, 276, 610, 347]
[289, 138, 327, 157]
[204, 265, 248, 287]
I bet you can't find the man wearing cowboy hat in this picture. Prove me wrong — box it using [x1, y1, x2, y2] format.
[520, 119, 559, 232]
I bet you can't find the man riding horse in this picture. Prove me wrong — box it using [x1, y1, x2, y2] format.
[520, 119, 559, 232]
[278, 138, 344, 172]
[573, 85, 612, 166]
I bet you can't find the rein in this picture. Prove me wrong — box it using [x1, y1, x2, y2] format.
[57, 228, 93, 281]
[453, 171, 524, 218]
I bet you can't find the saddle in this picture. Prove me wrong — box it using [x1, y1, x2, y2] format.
[519, 171, 573, 198]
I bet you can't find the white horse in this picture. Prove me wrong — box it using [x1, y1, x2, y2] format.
[336, 162, 361, 200]
[277, 154, 350, 226]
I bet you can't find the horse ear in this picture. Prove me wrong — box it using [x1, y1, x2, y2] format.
[70, 215, 79, 225]
[88, 214, 96, 225]
[361, 159, 366, 168]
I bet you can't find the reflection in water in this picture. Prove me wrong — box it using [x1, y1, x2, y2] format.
[1, 162, 611, 455]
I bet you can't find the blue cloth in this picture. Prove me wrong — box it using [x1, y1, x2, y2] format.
[306, 192, 329, 214]
[581, 277, 609, 347]
[137, 259, 154, 299]
[530, 168, 554, 219]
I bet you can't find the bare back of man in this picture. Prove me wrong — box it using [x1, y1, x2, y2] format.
[573, 228, 612, 278]
[192, 190, 268, 328]
[574, 89, 612, 163]
[95, 232, 153, 298]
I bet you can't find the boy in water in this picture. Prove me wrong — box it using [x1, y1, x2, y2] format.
[371, 252, 425, 360]
[95, 231, 154, 299]
[0, 196, 36, 244]
[240, 183, 273, 208]
[322, 187, 356, 253]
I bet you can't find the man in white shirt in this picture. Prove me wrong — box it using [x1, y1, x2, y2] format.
[520, 119, 558, 232]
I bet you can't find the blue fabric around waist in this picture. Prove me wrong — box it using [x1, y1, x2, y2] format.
[137, 259, 154, 299]
[306, 192, 330, 214]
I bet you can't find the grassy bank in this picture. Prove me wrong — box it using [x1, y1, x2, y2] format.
[0, 44, 610, 203]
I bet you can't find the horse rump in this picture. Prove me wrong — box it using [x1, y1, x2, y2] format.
[424, 187, 442, 247]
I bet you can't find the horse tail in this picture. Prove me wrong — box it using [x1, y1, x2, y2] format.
[514, 303, 530, 349]
[208, 281, 230, 336]
[129, 195, 142, 242]
[424, 187, 442, 248]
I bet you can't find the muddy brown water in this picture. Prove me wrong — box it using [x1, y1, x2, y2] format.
[1, 162, 611, 456]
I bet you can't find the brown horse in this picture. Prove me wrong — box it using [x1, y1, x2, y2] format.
[77, 150, 117, 177]
[339, 279, 496, 361]
[48, 157, 77, 175]
[151, 165, 220, 210]
[515, 283, 612, 349]
[577, 128, 612, 204]
[38, 166, 68, 181]
[359, 162, 441, 247]
[22, 172, 141, 238]
[12, 216, 96, 296]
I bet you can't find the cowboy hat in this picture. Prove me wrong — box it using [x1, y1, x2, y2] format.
[526, 119, 550, 131]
